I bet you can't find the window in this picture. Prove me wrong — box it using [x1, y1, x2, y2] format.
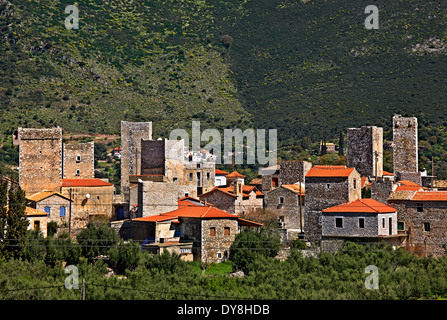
[353, 179, 357, 189]
[335, 217, 343, 228]
[76, 155, 81, 163]
[189, 173, 193, 181]
[359, 218, 365, 228]
[210, 227, 216, 237]
[60, 206, 66, 217]
[398, 221, 404, 231]
[217, 252, 222, 259]
[424, 222, 430, 232]
[224, 227, 231, 236]
[197, 164, 201, 169]
[416, 203, 423, 212]
[76, 169, 80, 176]
[184, 192, 189, 197]
[173, 177, 178, 182]
[382, 218, 385, 228]
[34, 220, 40, 230]
[206, 172, 210, 180]
[279, 197, 284, 204]
[44, 206, 50, 216]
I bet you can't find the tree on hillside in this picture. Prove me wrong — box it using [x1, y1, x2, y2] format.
[338, 132, 344, 156]
[0, 180, 8, 257]
[5, 185, 29, 260]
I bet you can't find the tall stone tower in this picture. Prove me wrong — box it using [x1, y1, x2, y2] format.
[347, 126, 383, 178]
[393, 115, 418, 174]
[62, 141, 95, 179]
[120, 121, 152, 194]
[18, 127, 63, 196]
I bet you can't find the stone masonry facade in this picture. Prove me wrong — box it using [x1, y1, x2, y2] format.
[393, 115, 418, 174]
[120, 121, 153, 194]
[63, 142, 94, 179]
[18, 127, 63, 196]
[347, 126, 383, 178]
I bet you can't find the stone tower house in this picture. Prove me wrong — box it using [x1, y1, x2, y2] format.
[63, 141, 94, 179]
[120, 121, 152, 194]
[18, 127, 63, 196]
[393, 115, 418, 174]
[347, 126, 383, 178]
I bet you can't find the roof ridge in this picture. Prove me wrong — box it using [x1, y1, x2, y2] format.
[358, 198, 380, 213]
[202, 206, 212, 218]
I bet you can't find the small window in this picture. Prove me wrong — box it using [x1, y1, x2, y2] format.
[76, 155, 81, 163]
[279, 197, 284, 204]
[60, 206, 66, 217]
[359, 218, 365, 228]
[39, 150, 42, 154]
[44, 206, 51, 216]
[353, 179, 357, 189]
[97, 196, 100, 200]
[398, 221, 404, 231]
[424, 222, 430, 232]
[184, 192, 189, 197]
[335, 217, 343, 228]
[217, 252, 222, 259]
[189, 173, 193, 181]
[173, 177, 178, 182]
[207, 172, 210, 180]
[34, 220, 40, 230]
[197, 164, 201, 169]
[416, 203, 423, 212]
[224, 227, 230, 236]
[382, 218, 385, 228]
[210, 227, 216, 237]
[76, 169, 80, 176]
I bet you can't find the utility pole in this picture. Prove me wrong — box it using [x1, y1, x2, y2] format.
[298, 165, 303, 235]
[69, 188, 72, 237]
[81, 278, 86, 300]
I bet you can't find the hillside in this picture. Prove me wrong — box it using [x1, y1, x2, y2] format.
[0, 0, 446, 146]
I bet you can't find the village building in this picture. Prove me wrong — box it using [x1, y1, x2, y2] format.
[131, 199, 262, 263]
[198, 172, 264, 215]
[60, 178, 114, 232]
[26, 191, 73, 229]
[25, 206, 49, 238]
[321, 198, 400, 239]
[264, 184, 305, 234]
[388, 190, 447, 257]
[215, 169, 229, 187]
[62, 141, 95, 179]
[303, 165, 362, 243]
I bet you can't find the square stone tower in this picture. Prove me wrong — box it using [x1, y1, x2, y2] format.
[120, 121, 152, 194]
[63, 141, 95, 179]
[18, 127, 63, 196]
[347, 126, 383, 178]
[393, 115, 418, 174]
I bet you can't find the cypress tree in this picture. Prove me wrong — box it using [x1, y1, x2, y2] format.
[6, 186, 29, 260]
[338, 132, 344, 156]
[0, 180, 8, 259]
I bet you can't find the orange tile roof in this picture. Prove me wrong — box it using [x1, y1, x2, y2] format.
[27, 191, 72, 202]
[281, 184, 305, 195]
[382, 171, 393, 176]
[322, 199, 397, 214]
[306, 166, 354, 178]
[411, 191, 447, 202]
[62, 179, 113, 187]
[225, 171, 246, 178]
[215, 169, 229, 175]
[395, 185, 423, 192]
[25, 207, 48, 217]
[133, 205, 263, 226]
[398, 180, 420, 186]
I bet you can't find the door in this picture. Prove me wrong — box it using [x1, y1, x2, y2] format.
[389, 217, 393, 235]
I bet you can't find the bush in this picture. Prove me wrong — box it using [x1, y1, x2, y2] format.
[108, 240, 140, 274]
[76, 222, 119, 261]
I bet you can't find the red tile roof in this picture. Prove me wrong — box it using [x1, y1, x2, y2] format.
[411, 191, 447, 202]
[215, 169, 229, 175]
[322, 199, 397, 214]
[382, 171, 393, 176]
[225, 171, 246, 178]
[306, 166, 355, 178]
[281, 184, 305, 195]
[133, 205, 263, 226]
[27, 191, 72, 202]
[62, 179, 113, 187]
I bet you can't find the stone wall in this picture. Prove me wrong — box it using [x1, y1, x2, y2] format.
[137, 181, 196, 217]
[279, 160, 312, 185]
[371, 180, 394, 203]
[388, 200, 447, 256]
[34, 194, 72, 228]
[120, 121, 152, 194]
[303, 172, 361, 243]
[18, 127, 63, 195]
[63, 142, 94, 179]
[264, 186, 304, 230]
[140, 139, 165, 175]
[347, 126, 383, 178]
[393, 115, 418, 174]
[200, 218, 238, 263]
